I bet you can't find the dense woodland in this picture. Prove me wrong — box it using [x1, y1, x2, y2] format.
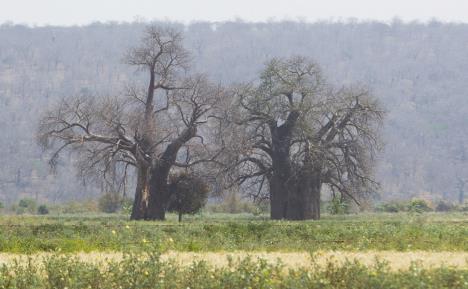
[1, 20, 467, 205]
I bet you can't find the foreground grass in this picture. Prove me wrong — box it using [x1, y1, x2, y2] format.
[0, 212, 465, 253]
[0, 251, 466, 271]
[0, 251, 466, 289]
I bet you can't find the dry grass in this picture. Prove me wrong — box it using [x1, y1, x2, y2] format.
[162, 251, 468, 271]
[0, 251, 466, 271]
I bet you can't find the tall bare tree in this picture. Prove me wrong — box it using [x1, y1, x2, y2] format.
[226, 56, 383, 220]
[38, 25, 224, 220]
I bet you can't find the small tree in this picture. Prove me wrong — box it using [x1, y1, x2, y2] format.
[98, 192, 123, 213]
[168, 172, 209, 222]
[37, 205, 49, 215]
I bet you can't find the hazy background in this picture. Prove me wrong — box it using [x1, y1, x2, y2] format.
[1, 0, 468, 25]
[1, 1, 468, 205]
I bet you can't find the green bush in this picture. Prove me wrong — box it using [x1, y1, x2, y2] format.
[375, 201, 406, 213]
[375, 200, 436, 213]
[37, 204, 49, 215]
[407, 199, 433, 213]
[327, 197, 349, 215]
[98, 192, 123, 213]
[17, 198, 37, 214]
[168, 172, 209, 222]
[121, 198, 134, 215]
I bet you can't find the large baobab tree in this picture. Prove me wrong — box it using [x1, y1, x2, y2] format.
[227, 56, 383, 220]
[38, 26, 224, 220]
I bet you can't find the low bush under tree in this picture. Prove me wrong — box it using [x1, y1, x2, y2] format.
[167, 172, 209, 222]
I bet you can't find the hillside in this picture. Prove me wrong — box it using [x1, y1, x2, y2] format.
[0, 20, 467, 204]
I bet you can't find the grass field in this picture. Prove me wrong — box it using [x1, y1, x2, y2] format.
[0, 212, 465, 253]
[0, 212, 466, 288]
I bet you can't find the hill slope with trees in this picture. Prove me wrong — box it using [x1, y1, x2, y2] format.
[0, 20, 467, 204]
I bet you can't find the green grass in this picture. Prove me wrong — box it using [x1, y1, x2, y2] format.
[0, 212, 465, 253]
[0, 251, 467, 289]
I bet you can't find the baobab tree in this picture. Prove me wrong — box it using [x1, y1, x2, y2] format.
[226, 56, 383, 220]
[38, 25, 224, 220]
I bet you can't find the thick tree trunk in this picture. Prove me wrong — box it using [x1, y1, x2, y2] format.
[284, 181, 303, 220]
[146, 165, 171, 220]
[282, 158, 322, 220]
[130, 165, 150, 220]
[269, 173, 290, 219]
[310, 183, 321, 220]
[283, 184, 321, 220]
[268, 113, 299, 220]
[269, 142, 295, 220]
[270, 171, 322, 220]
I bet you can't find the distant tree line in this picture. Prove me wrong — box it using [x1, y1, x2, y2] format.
[1, 20, 466, 208]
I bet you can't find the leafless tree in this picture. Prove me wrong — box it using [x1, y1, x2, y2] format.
[225, 56, 384, 220]
[38, 25, 225, 220]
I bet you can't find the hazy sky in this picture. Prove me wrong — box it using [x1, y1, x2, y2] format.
[1, 0, 468, 26]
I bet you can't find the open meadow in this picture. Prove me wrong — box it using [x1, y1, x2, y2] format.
[0, 212, 466, 288]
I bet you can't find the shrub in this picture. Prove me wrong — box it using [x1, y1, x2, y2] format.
[0, 253, 466, 288]
[327, 197, 349, 215]
[121, 198, 134, 215]
[375, 201, 406, 213]
[0, 201, 3, 209]
[435, 200, 454, 212]
[407, 199, 433, 213]
[375, 199, 437, 214]
[98, 192, 123, 213]
[168, 172, 209, 222]
[37, 204, 49, 215]
[17, 198, 37, 214]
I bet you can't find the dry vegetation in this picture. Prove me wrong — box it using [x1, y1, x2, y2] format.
[1, 251, 466, 271]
